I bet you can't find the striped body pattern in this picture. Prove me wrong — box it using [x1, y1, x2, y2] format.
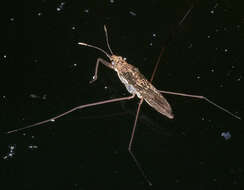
[110, 55, 174, 119]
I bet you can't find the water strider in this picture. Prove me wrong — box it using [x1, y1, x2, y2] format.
[6, 5, 241, 186]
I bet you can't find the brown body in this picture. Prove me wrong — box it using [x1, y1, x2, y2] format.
[110, 55, 174, 119]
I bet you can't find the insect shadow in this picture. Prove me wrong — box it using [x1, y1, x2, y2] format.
[5, 5, 241, 186]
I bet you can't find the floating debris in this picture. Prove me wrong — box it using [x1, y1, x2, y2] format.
[3, 144, 16, 160]
[129, 11, 136, 16]
[221, 131, 231, 140]
[57, 2, 65, 12]
[28, 145, 38, 150]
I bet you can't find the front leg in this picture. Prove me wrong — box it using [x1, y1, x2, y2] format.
[89, 58, 114, 83]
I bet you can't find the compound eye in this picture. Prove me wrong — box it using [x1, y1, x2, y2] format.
[111, 61, 115, 65]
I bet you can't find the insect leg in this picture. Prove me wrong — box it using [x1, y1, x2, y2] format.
[128, 99, 152, 186]
[6, 94, 135, 134]
[89, 58, 113, 84]
[150, 5, 194, 83]
[159, 90, 241, 120]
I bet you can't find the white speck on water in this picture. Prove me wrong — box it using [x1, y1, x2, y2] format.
[110, 0, 114, 3]
[207, 35, 211, 39]
[3, 54, 7, 58]
[28, 145, 38, 149]
[31, 135, 35, 139]
[10, 17, 15, 21]
[10, 145, 15, 150]
[210, 10, 214, 14]
[152, 33, 156, 37]
[196, 75, 201, 79]
[149, 42, 153, 46]
[221, 131, 231, 140]
[129, 11, 136, 16]
[57, 2, 65, 12]
[29, 94, 39, 99]
[236, 75, 242, 82]
[37, 12, 43, 16]
[8, 153, 13, 157]
[215, 28, 219, 32]
[219, 84, 224, 88]
[211, 68, 215, 73]
[84, 9, 89, 13]
[42, 94, 47, 100]
[188, 43, 193, 48]
[104, 86, 108, 89]
[224, 49, 228, 52]
[71, 26, 76, 30]
[231, 65, 235, 69]
[2, 95, 6, 99]
[73, 63, 77, 67]
[3, 144, 16, 160]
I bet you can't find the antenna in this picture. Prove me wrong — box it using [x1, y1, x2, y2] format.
[103, 25, 114, 55]
[78, 42, 111, 59]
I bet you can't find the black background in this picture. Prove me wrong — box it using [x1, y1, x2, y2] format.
[1, 0, 244, 189]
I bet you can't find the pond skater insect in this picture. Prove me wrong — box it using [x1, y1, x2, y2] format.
[6, 6, 241, 186]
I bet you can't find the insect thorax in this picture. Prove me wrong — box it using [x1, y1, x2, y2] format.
[118, 73, 142, 98]
[110, 55, 143, 98]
